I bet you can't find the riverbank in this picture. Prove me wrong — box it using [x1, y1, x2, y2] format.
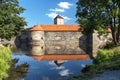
[84, 46, 120, 80]
[90, 70, 120, 80]
[66, 45, 120, 80]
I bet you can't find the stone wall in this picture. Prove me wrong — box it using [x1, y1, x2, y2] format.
[45, 32, 87, 54]
[30, 31, 44, 43]
[16, 30, 112, 56]
[93, 31, 112, 56]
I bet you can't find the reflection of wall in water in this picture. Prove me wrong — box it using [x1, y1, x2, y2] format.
[21, 44, 85, 55]
[30, 45, 45, 55]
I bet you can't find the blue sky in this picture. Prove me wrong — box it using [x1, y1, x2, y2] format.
[19, 0, 78, 28]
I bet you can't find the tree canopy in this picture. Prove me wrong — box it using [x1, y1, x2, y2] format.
[76, 0, 120, 45]
[0, 0, 27, 40]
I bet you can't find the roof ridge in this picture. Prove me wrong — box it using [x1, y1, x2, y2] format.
[40, 24, 79, 26]
[30, 24, 81, 31]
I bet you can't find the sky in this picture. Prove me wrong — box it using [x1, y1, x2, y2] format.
[19, 0, 78, 28]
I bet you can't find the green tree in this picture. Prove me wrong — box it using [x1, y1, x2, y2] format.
[0, 0, 27, 40]
[76, 0, 120, 45]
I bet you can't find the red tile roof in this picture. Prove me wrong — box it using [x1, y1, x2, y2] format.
[29, 24, 82, 31]
[29, 25, 43, 31]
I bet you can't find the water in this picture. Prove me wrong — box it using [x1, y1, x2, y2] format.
[11, 45, 92, 80]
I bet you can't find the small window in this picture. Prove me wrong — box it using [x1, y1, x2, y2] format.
[41, 37, 43, 40]
[41, 46, 43, 49]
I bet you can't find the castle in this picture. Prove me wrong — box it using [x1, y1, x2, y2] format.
[16, 15, 111, 56]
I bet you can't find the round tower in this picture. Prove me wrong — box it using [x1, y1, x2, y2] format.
[29, 25, 45, 46]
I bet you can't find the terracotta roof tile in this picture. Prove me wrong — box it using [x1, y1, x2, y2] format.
[30, 25, 43, 31]
[29, 24, 81, 31]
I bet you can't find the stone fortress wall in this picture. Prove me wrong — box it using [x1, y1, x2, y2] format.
[15, 15, 112, 56]
[16, 29, 111, 56]
[45, 31, 87, 54]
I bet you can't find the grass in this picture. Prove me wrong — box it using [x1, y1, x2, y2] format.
[0, 46, 11, 80]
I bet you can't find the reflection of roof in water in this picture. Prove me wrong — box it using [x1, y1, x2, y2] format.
[29, 54, 90, 61]
[54, 60, 64, 67]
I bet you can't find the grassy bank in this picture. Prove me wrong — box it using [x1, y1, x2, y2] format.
[66, 46, 120, 80]
[0, 46, 11, 80]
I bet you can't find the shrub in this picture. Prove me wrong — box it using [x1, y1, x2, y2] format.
[93, 50, 109, 64]
[0, 46, 11, 79]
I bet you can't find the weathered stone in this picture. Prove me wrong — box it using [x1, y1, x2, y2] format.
[16, 30, 112, 56]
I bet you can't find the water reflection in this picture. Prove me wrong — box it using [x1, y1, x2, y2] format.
[6, 59, 29, 80]
[15, 42, 88, 55]
[54, 60, 64, 67]
[12, 43, 92, 80]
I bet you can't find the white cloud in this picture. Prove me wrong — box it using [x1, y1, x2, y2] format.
[46, 12, 72, 21]
[48, 61, 56, 65]
[56, 66, 65, 70]
[59, 69, 72, 76]
[81, 64, 86, 68]
[58, 2, 73, 9]
[50, 8, 65, 12]
[46, 2, 73, 22]
[46, 12, 58, 19]
[51, 66, 65, 70]
[62, 16, 72, 21]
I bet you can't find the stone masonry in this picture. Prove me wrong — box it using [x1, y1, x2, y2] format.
[15, 15, 112, 56]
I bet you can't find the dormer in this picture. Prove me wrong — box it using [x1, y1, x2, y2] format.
[54, 15, 64, 25]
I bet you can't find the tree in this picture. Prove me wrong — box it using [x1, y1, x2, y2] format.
[76, 0, 120, 45]
[0, 0, 27, 40]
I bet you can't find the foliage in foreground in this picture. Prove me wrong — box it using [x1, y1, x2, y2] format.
[0, 46, 11, 80]
[66, 46, 120, 80]
[0, 0, 27, 40]
[0, 46, 29, 80]
[76, 0, 120, 45]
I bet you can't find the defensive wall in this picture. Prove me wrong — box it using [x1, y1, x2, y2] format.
[15, 24, 112, 57]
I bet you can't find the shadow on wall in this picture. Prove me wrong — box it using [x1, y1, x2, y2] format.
[79, 34, 93, 58]
[14, 31, 32, 54]
[79, 35, 87, 54]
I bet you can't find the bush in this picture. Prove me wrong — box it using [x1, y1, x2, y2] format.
[102, 42, 115, 49]
[64, 46, 120, 80]
[0, 46, 11, 79]
[93, 50, 109, 64]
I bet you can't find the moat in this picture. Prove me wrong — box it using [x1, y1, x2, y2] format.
[11, 44, 92, 80]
